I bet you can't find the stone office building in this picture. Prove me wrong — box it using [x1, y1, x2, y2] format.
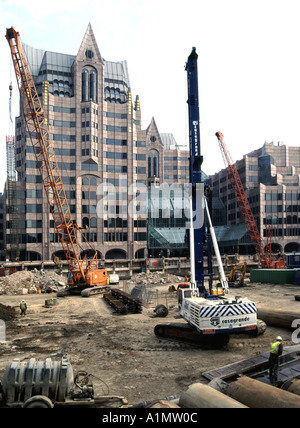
[1, 24, 190, 262]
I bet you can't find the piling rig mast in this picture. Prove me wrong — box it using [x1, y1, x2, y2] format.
[6, 26, 108, 296]
[215, 131, 285, 269]
[154, 49, 263, 348]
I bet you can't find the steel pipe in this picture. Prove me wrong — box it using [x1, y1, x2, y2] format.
[179, 383, 248, 408]
[227, 376, 300, 408]
[257, 307, 299, 330]
[281, 379, 300, 396]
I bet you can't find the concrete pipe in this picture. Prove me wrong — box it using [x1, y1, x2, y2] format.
[227, 376, 300, 408]
[179, 383, 248, 408]
[281, 379, 300, 396]
[257, 307, 299, 330]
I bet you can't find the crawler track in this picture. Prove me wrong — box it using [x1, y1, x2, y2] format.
[154, 323, 230, 349]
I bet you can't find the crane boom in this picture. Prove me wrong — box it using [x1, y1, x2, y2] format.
[6, 27, 106, 291]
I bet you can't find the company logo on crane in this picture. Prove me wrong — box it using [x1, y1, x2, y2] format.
[192, 120, 199, 156]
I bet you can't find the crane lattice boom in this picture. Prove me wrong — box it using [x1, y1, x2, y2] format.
[215, 131, 272, 268]
[6, 26, 97, 279]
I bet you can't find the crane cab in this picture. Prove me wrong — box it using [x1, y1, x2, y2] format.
[178, 287, 257, 336]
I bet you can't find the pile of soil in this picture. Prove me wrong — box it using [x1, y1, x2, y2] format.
[0, 303, 16, 321]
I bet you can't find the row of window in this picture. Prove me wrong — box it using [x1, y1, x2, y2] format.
[265, 193, 300, 201]
[263, 228, 300, 237]
[103, 112, 127, 119]
[26, 146, 76, 157]
[6, 217, 144, 230]
[164, 156, 189, 161]
[164, 165, 189, 170]
[26, 175, 76, 185]
[264, 216, 300, 225]
[48, 107, 129, 118]
[265, 205, 300, 213]
[6, 234, 43, 243]
[103, 125, 127, 133]
[26, 160, 76, 171]
[103, 232, 146, 242]
[165, 175, 189, 180]
[104, 151, 127, 160]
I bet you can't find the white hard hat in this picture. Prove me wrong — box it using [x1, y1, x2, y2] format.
[276, 336, 283, 341]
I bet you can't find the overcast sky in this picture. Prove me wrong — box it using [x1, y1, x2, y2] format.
[1, 0, 300, 192]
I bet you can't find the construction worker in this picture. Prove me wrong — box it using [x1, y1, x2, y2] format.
[20, 299, 27, 316]
[269, 336, 283, 385]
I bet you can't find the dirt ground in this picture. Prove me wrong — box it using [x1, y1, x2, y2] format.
[0, 279, 299, 405]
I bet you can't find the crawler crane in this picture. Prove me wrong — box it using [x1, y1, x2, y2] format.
[6, 27, 109, 297]
[215, 131, 286, 270]
[155, 48, 264, 348]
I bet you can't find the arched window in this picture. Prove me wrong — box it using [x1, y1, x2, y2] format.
[90, 70, 97, 102]
[82, 68, 97, 102]
[90, 217, 97, 228]
[82, 217, 89, 228]
[82, 69, 89, 102]
[82, 177, 89, 186]
[148, 150, 159, 178]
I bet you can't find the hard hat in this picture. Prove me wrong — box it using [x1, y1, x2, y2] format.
[276, 336, 283, 341]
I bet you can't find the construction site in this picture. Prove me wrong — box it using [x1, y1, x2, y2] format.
[0, 267, 300, 409]
[0, 27, 300, 411]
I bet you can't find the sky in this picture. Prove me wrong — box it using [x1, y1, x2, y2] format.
[1, 0, 300, 192]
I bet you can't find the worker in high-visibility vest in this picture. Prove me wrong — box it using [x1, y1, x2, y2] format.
[20, 299, 27, 316]
[269, 336, 283, 385]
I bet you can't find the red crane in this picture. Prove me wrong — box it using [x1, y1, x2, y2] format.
[215, 131, 285, 269]
[6, 26, 109, 295]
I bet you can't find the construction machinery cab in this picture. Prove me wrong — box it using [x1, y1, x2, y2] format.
[178, 287, 192, 311]
[227, 262, 247, 287]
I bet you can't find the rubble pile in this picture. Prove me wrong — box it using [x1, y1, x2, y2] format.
[0, 269, 67, 295]
[129, 271, 184, 287]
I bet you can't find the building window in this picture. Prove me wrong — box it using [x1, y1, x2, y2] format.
[82, 69, 89, 102]
[82, 68, 98, 102]
[85, 49, 94, 59]
[148, 150, 159, 178]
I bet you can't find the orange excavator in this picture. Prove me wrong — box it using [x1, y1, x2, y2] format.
[6, 27, 109, 297]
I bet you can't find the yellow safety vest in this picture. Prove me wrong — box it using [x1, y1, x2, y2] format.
[20, 302, 26, 310]
[270, 341, 281, 354]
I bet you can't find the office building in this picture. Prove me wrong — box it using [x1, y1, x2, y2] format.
[1, 24, 190, 262]
[210, 142, 300, 254]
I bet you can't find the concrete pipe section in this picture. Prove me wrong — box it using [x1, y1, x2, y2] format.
[227, 376, 300, 408]
[179, 383, 248, 408]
